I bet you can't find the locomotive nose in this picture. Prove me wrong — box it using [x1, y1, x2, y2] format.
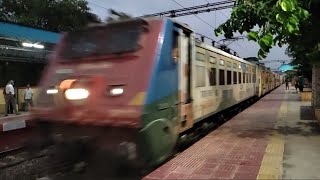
[45, 76, 106, 105]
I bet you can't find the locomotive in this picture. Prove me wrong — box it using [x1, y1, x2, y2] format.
[30, 17, 283, 169]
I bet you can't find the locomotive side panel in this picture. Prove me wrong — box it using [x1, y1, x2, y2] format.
[140, 20, 181, 165]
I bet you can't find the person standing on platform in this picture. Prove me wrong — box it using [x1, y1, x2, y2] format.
[24, 84, 33, 111]
[285, 79, 289, 90]
[298, 75, 304, 92]
[292, 76, 298, 93]
[4, 80, 20, 116]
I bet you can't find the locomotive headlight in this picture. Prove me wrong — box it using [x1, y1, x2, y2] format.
[65, 88, 89, 100]
[110, 87, 124, 96]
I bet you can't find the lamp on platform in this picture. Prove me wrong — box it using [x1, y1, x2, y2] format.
[22, 42, 44, 49]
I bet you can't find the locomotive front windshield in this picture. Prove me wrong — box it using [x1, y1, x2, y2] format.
[60, 21, 144, 60]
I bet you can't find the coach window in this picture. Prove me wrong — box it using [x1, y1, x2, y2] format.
[219, 69, 225, 85]
[233, 71, 237, 84]
[219, 60, 225, 66]
[209, 68, 216, 86]
[243, 73, 246, 83]
[196, 65, 206, 87]
[227, 70, 232, 85]
[239, 72, 242, 84]
[233, 63, 237, 69]
[227, 62, 232, 68]
[209, 56, 217, 64]
[251, 73, 254, 83]
[196, 52, 205, 61]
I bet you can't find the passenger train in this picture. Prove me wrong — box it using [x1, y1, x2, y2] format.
[30, 17, 283, 169]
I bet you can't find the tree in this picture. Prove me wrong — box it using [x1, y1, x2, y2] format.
[214, 0, 320, 107]
[0, 0, 101, 32]
[244, 57, 259, 62]
[214, 0, 315, 59]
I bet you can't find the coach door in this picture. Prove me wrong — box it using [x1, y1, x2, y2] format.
[173, 27, 193, 133]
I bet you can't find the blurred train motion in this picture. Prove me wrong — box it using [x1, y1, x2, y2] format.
[29, 17, 284, 170]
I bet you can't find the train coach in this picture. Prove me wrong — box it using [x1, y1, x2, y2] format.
[30, 17, 282, 169]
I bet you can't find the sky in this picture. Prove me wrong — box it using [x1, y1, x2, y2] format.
[86, 0, 290, 70]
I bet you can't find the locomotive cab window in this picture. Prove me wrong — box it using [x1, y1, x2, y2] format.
[172, 31, 179, 62]
[61, 22, 145, 60]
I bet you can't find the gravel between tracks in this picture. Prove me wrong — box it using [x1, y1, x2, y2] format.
[0, 155, 51, 180]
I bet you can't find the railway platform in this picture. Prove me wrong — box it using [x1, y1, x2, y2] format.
[0, 112, 33, 152]
[144, 85, 320, 179]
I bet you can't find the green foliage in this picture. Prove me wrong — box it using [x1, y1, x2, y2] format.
[285, 0, 320, 67]
[247, 31, 258, 41]
[215, 0, 314, 59]
[244, 57, 259, 61]
[0, 0, 100, 32]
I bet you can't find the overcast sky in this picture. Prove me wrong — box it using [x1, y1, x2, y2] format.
[86, 0, 290, 70]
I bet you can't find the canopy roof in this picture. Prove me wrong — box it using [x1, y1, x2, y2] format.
[278, 64, 295, 72]
[0, 21, 60, 43]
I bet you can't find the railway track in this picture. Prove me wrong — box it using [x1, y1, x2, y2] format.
[0, 147, 48, 170]
[0, 147, 24, 159]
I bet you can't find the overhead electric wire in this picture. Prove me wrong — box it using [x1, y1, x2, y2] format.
[141, 0, 235, 18]
[87, 1, 108, 10]
[171, 0, 245, 57]
[202, 0, 250, 56]
[170, 0, 216, 29]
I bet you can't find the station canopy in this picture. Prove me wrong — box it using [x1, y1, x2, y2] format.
[0, 21, 60, 63]
[278, 64, 295, 72]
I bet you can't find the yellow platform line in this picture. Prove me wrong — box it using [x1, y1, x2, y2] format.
[257, 95, 287, 180]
